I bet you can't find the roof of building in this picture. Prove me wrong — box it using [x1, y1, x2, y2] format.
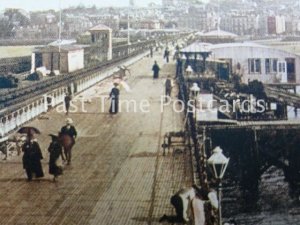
[202, 29, 238, 38]
[80, 31, 91, 36]
[48, 39, 77, 46]
[34, 45, 83, 53]
[195, 31, 204, 36]
[89, 24, 112, 31]
[210, 42, 267, 49]
[181, 42, 300, 57]
[180, 42, 213, 53]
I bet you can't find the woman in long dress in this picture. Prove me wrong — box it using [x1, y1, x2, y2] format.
[48, 134, 63, 181]
[152, 61, 160, 79]
[22, 135, 44, 181]
[109, 83, 120, 114]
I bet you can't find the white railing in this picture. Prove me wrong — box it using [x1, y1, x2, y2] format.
[0, 52, 148, 137]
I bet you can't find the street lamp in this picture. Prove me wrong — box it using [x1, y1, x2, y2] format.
[190, 83, 200, 123]
[207, 146, 229, 225]
[190, 82, 200, 98]
[185, 65, 193, 77]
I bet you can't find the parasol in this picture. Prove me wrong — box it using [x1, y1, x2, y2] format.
[17, 126, 41, 138]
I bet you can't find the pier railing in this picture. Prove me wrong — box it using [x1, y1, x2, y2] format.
[177, 61, 216, 225]
[0, 52, 148, 138]
[0, 33, 189, 137]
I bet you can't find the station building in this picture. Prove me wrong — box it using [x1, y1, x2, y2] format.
[181, 42, 300, 85]
[33, 45, 84, 74]
[31, 24, 112, 75]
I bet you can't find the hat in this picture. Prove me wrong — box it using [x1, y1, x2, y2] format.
[66, 118, 73, 124]
[49, 134, 59, 139]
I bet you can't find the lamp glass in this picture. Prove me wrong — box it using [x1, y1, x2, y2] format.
[207, 146, 229, 179]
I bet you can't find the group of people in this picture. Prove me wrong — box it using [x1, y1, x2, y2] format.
[151, 46, 172, 80]
[159, 185, 219, 225]
[152, 59, 174, 102]
[22, 118, 77, 181]
[109, 46, 172, 115]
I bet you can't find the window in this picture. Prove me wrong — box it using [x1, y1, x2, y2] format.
[272, 59, 278, 72]
[278, 62, 286, 73]
[265, 59, 270, 73]
[250, 59, 255, 73]
[265, 58, 278, 74]
[255, 59, 261, 73]
[248, 59, 261, 74]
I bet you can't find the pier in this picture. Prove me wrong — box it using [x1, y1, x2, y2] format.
[0, 52, 195, 225]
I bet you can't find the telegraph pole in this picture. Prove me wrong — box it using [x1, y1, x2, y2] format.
[58, 0, 62, 73]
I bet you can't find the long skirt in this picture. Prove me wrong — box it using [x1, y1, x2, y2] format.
[49, 156, 63, 177]
[23, 157, 44, 179]
[109, 98, 119, 114]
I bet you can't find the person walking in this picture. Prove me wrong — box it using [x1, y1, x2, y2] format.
[60, 118, 77, 144]
[64, 93, 72, 115]
[109, 83, 120, 114]
[152, 61, 160, 80]
[165, 75, 174, 99]
[22, 134, 44, 181]
[164, 47, 170, 63]
[48, 134, 63, 181]
[60, 118, 77, 164]
[150, 46, 153, 58]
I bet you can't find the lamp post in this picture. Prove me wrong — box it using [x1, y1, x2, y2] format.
[190, 82, 200, 124]
[190, 82, 200, 99]
[207, 146, 229, 225]
[58, 0, 62, 73]
[186, 65, 193, 77]
[127, 9, 130, 45]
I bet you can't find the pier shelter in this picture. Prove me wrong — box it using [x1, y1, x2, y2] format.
[181, 42, 300, 85]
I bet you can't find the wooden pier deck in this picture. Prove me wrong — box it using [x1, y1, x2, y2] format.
[0, 53, 193, 225]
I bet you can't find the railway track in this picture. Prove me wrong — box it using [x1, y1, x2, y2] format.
[0, 32, 191, 110]
[0, 50, 146, 110]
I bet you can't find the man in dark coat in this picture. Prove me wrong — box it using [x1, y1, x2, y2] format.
[64, 93, 72, 115]
[109, 83, 120, 114]
[165, 75, 173, 97]
[152, 61, 160, 79]
[48, 134, 63, 181]
[22, 136, 44, 181]
[150, 46, 153, 58]
[164, 47, 170, 63]
[60, 118, 77, 145]
[60, 118, 77, 164]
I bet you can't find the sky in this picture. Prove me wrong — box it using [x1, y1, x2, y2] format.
[0, 0, 162, 11]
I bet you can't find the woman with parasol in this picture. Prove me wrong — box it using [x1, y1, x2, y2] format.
[48, 134, 63, 181]
[18, 127, 44, 181]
